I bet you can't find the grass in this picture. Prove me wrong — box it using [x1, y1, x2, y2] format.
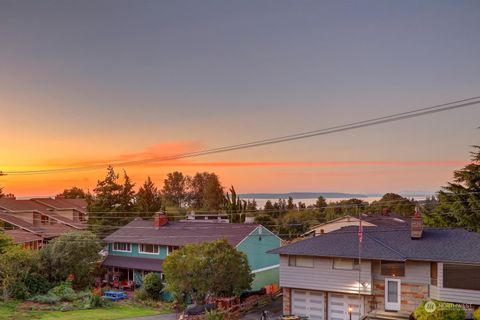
[0, 301, 171, 320]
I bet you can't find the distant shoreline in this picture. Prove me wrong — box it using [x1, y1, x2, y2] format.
[238, 192, 434, 199]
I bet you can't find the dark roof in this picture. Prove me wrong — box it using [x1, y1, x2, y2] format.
[33, 198, 87, 212]
[0, 199, 48, 211]
[3, 229, 43, 244]
[0, 212, 43, 234]
[38, 210, 85, 229]
[102, 255, 163, 272]
[103, 219, 259, 247]
[0, 212, 79, 239]
[270, 226, 480, 264]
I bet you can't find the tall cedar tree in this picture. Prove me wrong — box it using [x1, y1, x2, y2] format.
[426, 146, 480, 232]
[136, 176, 163, 216]
[162, 171, 188, 207]
[87, 166, 135, 235]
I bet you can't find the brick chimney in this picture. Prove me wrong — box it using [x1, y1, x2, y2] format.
[411, 206, 423, 239]
[154, 212, 168, 229]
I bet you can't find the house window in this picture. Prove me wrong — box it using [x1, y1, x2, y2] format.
[167, 246, 179, 255]
[288, 256, 314, 268]
[41, 215, 50, 224]
[381, 261, 405, 277]
[431, 262, 438, 286]
[139, 244, 160, 254]
[112, 242, 131, 252]
[444, 264, 480, 291]
[333, 258, 360, 270]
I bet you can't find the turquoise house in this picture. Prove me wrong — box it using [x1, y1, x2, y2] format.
[102, 214, 281, 293]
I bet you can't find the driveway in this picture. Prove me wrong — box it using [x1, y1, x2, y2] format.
[241, 297, 283, 320]
[124, 298, 283, 320]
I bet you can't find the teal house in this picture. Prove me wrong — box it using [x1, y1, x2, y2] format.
[102, 214, 281, 292]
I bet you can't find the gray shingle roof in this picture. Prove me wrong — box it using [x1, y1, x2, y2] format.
[102, 255, 164, 272]
[270, 226, 480, 264]
[103, 219, 259, 247]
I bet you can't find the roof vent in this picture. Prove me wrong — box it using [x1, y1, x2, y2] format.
[411, 207, 423, 240]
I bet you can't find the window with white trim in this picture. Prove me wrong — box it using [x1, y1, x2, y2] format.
[112, 242, 131, 252]
[139, 244, 160, 254]
[288, 255, 314, 268]
[333, 258, 360, 270]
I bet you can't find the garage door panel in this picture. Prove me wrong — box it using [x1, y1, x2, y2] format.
[292, 290, 324, 320]
[328, 293, 363, 320]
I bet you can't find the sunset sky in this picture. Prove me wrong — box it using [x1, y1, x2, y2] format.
[1, 0, 480, 197]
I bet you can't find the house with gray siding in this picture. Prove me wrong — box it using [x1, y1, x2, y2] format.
[269, 210, 480, 320]
[102, 213, 281, 292]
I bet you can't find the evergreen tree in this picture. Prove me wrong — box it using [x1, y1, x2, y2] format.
[287, 196, 296, 210]
[136, 177, 163, 216]
[426, 146, 480, 232]
[118, 171, 136, 212]
[314, 196, 328, 212]
[87, 166, 135, 236]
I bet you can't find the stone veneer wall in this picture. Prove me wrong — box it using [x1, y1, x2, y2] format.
[372, 280, 429, 313]
[283, 288, 291, 314]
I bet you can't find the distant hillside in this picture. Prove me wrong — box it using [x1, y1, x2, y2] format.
[239, 192, 376, 199]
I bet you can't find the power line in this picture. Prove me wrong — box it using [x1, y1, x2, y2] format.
[3, 96, 480, 176]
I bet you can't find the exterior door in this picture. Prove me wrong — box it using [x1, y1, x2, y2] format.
[328, 293, 363, 320]
[291, 290, 324, 320]
[385, 278, 401, 311]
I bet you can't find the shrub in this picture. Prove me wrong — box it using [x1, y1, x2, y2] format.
[24, 273, 52, 295]
[415, 300, 466, 320]
[49, 281, 77, 301]
[206, 309, 225, 320]
[30, 293, 61, 304]
[10, 282, 29, 300]
[134, 288, 149, 301]
[143, 273, 163, 300]
[473, 308, 480, 320]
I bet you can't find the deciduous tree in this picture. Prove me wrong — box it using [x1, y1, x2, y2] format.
[163, 240, 252, 303]
[57, 187, 87, 199]
[40, 231, 102, 287]
[162, 171, 188, 208]
[0, 245, 39, 300]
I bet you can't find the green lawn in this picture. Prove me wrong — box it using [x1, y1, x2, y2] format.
[0, 302, 170, 320]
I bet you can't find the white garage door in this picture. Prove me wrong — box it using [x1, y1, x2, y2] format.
[291, 290, 324, 320]
[328, 293, 363, 320]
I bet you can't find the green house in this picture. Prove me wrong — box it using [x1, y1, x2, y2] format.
[102, 214, 280, 292]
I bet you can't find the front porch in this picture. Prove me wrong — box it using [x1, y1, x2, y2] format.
[102, 255, 164, 290]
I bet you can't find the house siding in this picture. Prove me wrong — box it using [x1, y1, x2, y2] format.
[279, 255, 372, 295]
[371, 260, 431, 284]
[433, 262, 480, 305]
[236, 226, 281, 271]
[108, 243, 168, 259]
